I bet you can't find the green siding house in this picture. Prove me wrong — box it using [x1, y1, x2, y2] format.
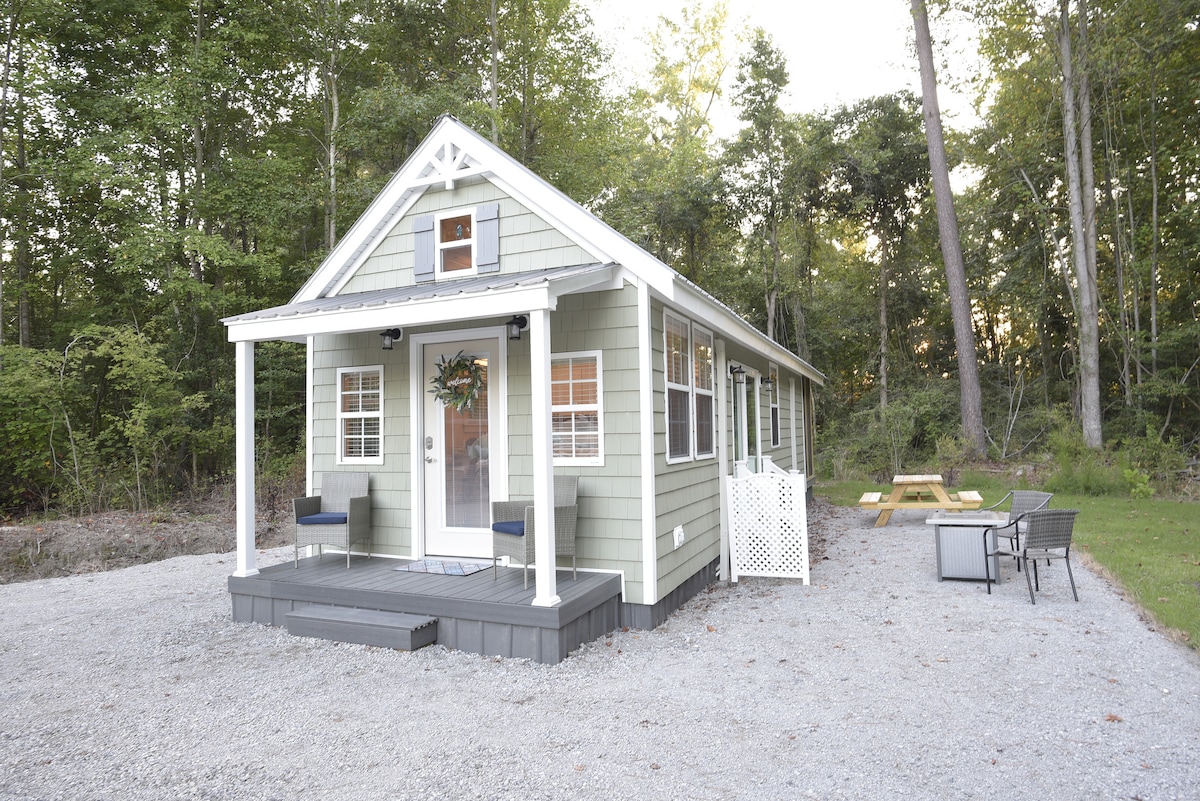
[223, 115, 823, 638]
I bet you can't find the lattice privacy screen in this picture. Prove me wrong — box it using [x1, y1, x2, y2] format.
[728, 470, 810, 584]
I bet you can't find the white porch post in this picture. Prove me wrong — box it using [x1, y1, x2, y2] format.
[233, 340, 258, 577]
[529, 308, 560, 607]
[716, 339, 730, 581]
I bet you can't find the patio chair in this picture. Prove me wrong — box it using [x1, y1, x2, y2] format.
[293, 472, 371, 568]
[981, 490, 1052, 572]
[985, 508, 1080, 604]
[491, 475, 578, 589]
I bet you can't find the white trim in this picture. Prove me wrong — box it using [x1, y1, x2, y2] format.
[528, 309, 561, 607]
[716, 339, 730, 581]
[551, 350, 604, 467]
[638, 282, 658, 604]
[305, 336, 314, 494]
[335, 365, 385, 465]
[233, 342, 257, 578]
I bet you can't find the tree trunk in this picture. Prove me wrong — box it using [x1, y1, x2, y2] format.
[878, 242, 889, 410]
[911, 0, 987, 458]
[1057, 0, 1103, 449]
[489, 0, 499, 144]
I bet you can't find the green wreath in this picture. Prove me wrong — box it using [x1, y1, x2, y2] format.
[429, 350, 485, 412]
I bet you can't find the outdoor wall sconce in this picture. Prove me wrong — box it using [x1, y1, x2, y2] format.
[506, 315, 528, 341]
[379, 328, 403, 350]
[729, 364, 746, 383]
[761, 376, 775, 392]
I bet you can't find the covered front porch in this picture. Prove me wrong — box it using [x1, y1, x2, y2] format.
[229, 554, 624, 664]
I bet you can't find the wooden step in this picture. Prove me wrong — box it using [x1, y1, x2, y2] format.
[286, 606, 438, 651]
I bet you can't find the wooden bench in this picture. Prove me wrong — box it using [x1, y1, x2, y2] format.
[950, 490, 984, 508]
[858, 491, 883, 508]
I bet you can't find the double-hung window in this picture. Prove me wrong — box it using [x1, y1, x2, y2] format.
[337, 366, 383, 464]
[438, 212, 474, 273]
[551, 352, 603, 465]
[768, 364, 781, 448]
[665, 312, 715, 462]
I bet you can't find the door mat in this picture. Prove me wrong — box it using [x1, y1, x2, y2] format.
[394, 560, 491, 576]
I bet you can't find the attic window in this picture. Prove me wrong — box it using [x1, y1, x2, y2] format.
[439, 213, 473, 273]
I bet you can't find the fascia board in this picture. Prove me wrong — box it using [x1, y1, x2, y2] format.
[659, 281, 826, 385]
[226, 283, 556, 343]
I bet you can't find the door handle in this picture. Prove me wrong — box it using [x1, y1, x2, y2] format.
[425, 456, 436, 463]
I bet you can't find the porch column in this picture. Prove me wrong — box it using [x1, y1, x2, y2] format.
[529, 307, 560, 607]
[716, 339, 730, 581]
[233, 340, 258, 577]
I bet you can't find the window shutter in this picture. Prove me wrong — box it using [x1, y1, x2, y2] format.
[476, 203, 500, 274]
[413, 215, 435, 281]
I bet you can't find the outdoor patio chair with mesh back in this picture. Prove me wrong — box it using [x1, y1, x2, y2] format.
[985, 508, 1080, 604]
[491, 475, 578, 589]
[293, 472, 371, 568]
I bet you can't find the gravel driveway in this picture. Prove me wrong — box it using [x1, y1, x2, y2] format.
[2, 503, 1198, 801]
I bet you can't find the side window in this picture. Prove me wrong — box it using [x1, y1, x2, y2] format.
[337, 366, 383, 464]
[664, 311, 715, 463]
[694, 327, 714, 457]
[768, 364, 780, 448]
[551, 352, 603, 465]
[665, 313, 692, 461]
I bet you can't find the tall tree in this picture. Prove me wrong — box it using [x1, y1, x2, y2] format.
[724, 30, 792, 342]
[911, 0, 986, 457]
[1057, 0, 1103, 448]
[832, 93, 931, 410]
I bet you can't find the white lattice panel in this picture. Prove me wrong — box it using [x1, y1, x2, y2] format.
[728, 471, 810, 584]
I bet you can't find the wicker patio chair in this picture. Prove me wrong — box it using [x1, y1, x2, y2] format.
[293, 472, 371, 568]
[980, 490, 1052, 573]
[985, 508, 1080, 604]
[491, 475, 578, 589]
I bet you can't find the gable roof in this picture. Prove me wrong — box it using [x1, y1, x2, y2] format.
[226, 115, 823, 383]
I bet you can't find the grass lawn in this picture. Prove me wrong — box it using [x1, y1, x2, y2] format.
[817, 474, 1199, 650]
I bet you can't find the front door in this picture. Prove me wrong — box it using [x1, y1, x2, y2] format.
[422, 335, 505, 558]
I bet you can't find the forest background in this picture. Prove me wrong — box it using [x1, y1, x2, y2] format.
[0, 0, 1197, 518]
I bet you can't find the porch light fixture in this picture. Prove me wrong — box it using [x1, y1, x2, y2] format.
[729, 364, 746, 384]
[761, 376, 775, 392]
[379, 328, 403, 350]
[506, 315, 528, 341]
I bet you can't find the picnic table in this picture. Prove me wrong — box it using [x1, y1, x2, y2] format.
[858, 474, 983, 527]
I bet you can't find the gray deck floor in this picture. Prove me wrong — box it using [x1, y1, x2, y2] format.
[228, 554, 624, 663]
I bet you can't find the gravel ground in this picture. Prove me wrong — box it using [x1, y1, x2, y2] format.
[2, 503, 1198, 801]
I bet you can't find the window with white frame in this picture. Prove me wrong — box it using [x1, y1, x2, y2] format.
[551, 352, 603, 465]
[694, 328, 715, 456]
[665, 311, 715, 462]
[337, 366, 383, 463]
[768, 364, 781, 448]
[438, 210, 475, 274]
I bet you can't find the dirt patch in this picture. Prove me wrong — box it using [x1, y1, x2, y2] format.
[0, 503, 291, 584]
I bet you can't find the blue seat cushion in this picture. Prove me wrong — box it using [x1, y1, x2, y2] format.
[491, 520, 526, 536]
[298, 512, 348, 525]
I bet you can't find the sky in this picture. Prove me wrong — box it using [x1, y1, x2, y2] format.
[585, 0, 979, 137]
